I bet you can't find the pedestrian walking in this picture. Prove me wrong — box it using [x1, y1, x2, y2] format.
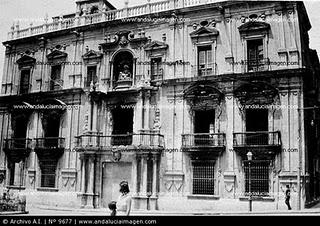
[285, 185, 292, 210]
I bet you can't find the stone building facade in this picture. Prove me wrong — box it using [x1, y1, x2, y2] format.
[0, 0, 319, 211]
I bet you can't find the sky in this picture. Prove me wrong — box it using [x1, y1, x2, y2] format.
[0, 0, 319, 84]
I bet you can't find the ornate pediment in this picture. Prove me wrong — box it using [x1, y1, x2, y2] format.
[190, 26, 219, 38]
[47, 49, 68, 60]
[234, 81, 278, 106]
[144, 41, 168, 51]
[183, 83, 223, 111]
[16, 54, 36, 66]
[82, 50, 103, 61]
[238, 21, 270, 33]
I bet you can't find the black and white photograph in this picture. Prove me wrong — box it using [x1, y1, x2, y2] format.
[0, 0, 319, 223]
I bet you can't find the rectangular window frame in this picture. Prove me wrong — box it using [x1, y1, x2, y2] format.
[86, 65, 97, 87]
[19, 69, 31, 94]
[191, 160, 216, 196]
[243, 160, 271, 197]
[197, 45, 213, 76]
[150, 57, 163, 80]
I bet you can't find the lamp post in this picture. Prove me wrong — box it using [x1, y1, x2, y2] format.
[247, 151, 253, 212]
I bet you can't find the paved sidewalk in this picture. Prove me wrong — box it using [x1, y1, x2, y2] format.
[16, 204, 320, 216]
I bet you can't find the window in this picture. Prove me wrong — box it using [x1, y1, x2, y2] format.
[247, 39, 264, 72]
[19, 69, 31, 94]
[50, 65, 62, 91]
[194, 110, 215, 146]
[198, 46, 212, 76]
[245, 109, 269, 145]
[192, 161, 215, 195]
[8, 162, 24, 187]
[86, 66, 97, 87]
[111, 108, 133, 145]
[244, 160, 270, 196]
[40, 160, 57, 188]
[151, 58, 162, 80]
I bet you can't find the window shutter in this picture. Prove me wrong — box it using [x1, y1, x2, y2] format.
[207, 49, 212, 68]
[199, 50, 205, 67]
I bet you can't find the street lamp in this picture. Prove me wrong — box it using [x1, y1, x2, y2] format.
[247, 151, 253, 212]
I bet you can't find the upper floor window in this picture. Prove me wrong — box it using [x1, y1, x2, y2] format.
[50, 65, 62, 91]
[238, 21, 271, 73]
[19, 69, 31, 94]
[86, 66, 97, 87]
[198, 45, 212, 76]
[247, 39, 264, 72]
[151, 58, 163, 80]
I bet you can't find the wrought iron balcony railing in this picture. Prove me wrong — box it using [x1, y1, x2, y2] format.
[181, 133, 226, 148]
[233, 131, 281, 147]
[49, 79, 64, 91]
[34, 137, 66, 149]
[19, 84, 32, 95]
[191, 63, 216, 77]
[75, 132, 165, 149]
[149, 69, 164, 81]
[246, 58, 270, 72]
[4, 138, 32, 150]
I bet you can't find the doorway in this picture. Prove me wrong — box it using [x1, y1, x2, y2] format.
[194, 110, 215, 145]
[111, 108, 133, 145]
[245, 109, 268, 145]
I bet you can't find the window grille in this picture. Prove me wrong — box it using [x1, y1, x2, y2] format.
[244, 160, 270, 196]
[40, 160, 57, 188]
[192, 161, 215, 195]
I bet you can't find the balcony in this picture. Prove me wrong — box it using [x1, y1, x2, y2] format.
[181, 133, 226, 156]
[49, 79, 64, 91]
[245, 58, 270, 72]
[75, 132, 165, 153]
[3, 138, 32, 162]
[149, 69, 164, 81]
[19, 84, 31, 95]
[34, 137, 66, 159]
[191, 63, 216, 77]
[233, 131, 282, 158]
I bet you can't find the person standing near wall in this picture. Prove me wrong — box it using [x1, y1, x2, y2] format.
[285, 185, 292, 210]
[116, 181, 132, 216]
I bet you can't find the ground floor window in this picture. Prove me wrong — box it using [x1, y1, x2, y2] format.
[8, 161, 24, 187]
[40, 160, 57, 188]
[244, 160, 270, 196]
[192, 161, 215, 195]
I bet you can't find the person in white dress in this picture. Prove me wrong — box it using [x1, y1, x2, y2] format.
[116, 181, 132, 216]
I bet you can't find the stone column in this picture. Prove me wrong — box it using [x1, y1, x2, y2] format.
[225, 94, 234, 171]
[85, 156, 95, 208]
[109, 61, 114, 90]
[141, 155, 148, 196]
[133, 58, 137, 86]
[144, 91, 151, 130]
[132, 155, 138, 196]
[151, 155, 158, 197]
[92, 102, 98, 132]
[80, 157, 86, 193]
[87, 157, 94, 195]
